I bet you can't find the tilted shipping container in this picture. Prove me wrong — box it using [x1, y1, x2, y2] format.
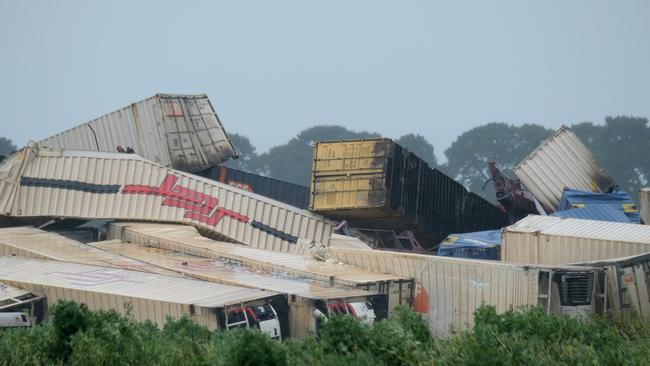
[0, 144, 335, 253]
[92, 240, 385, 339]
[502, 215, 650, 265]
[0, 256, 287, 332]
[199, 166, 310, 209]
[641, 188, 649, 224]
[39, 94, 237, 173]
[513, 126, 615, 213]
[324, 246, 601, 336]
[309, 139, 508, 247]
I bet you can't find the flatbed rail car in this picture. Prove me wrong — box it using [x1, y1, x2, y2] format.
[0, 226, 180, 276]
[108, 222, 414, 313]
[309, 139, 508, 248]
[501, 215, 650, 265]
[39, 94, 237, 173]
[0, 256, 288, 338]
[0, 144, 335, 253]
[92, 240, 384, 339]
[323, 246, 602, 336]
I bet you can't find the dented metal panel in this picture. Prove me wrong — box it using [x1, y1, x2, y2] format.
[0, 226, 180, 276]
[0, 256, 279, 330]
[0, 145, 335, 252]
[641, 188, 649, 224]
[502, 215, 650, 265]
[38, 94, 237, 172]
[513, 126, 615, 213]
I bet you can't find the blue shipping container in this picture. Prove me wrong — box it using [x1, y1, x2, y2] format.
[558, 189, 640, 223]
[437, 230, 501, 260]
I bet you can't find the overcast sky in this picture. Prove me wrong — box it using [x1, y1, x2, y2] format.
[1, 1, 648, 160]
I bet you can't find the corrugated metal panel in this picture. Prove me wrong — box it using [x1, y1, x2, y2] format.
[199, 166, 310, 209]
[0, 226, 180, 276]
[513, 126, 615, 213]
[551, 205, 632, 223]
[641, 188, 649, 225]
[0, 256, 279, 330]
[0, 144, 334, 252]
[310, 139, 508, 247]
[502, 215, 650, 265]
[109, 222, 409, 288]
[0, 282, 31, 302]
[38, 94, 237, 172]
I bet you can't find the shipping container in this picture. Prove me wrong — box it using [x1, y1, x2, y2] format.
[437, 230, 501, 260]
[0, 282, 46, 324]
[91, 240, 385, 339]
[551, 205, 631, 223]
[513, 126, 616, 213]
[39, 94, 237, 173]
[0, 256, 288, 335]
[0, 226, 180, 276]
[324, 246, 601, 336]
[641, 188, 649, 224]
[502, 215, 650, 265]
[557, 189, 639, 223]
[309, 139, 508, 247]
[198, 166, 310, 209]
[0, 144, 335, 253]
[108, 222, 413, 312]
[573, 253, 650, 319]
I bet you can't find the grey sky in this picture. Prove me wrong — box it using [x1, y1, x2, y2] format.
[1, 1, 649, 161]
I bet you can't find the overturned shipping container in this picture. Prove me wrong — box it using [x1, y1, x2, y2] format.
[0, 144, 335, 253]
[39, 94, 237, 172]
[199, 166, 310, 209]
[309, 139, 508, 247]
[502, 215, 650, 265]
[641, 188, 649, 224]
[92, 240, 385, 339]
[1, 282, 46, 324]
[324, 246, 601, 335]
[0, 256, 288, 336]
[513, 126, 615, 213]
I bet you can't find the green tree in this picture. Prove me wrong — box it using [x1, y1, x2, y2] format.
[0, 136, 16, 156]
[396, 133, 437, 167]
[443, 123, 552, 200]
[224, 133, 260, 172]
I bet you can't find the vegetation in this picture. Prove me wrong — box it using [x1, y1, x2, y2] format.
[2, 301, 650, 365]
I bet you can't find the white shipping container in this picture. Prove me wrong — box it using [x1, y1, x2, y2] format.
[513, 126, 615, 213]
[641, 188, 649, 225]
[39, 94, 237, 173]
[502, 215, 650, 265]
[326, 246, 600, 336]
[0, 145, 335, 252]
[0, 256, 281, 330]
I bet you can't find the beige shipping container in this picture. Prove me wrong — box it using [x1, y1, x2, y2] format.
[326, 246, 600, 336]
[513, 126, 615, 213]
[502, 215, 650, 265]
[108, 222, 413, 312]
[92, 240, 384, 339]
[0, 144, 335, 252]
[641, 188, 649, 225]
[0, 226, 180, 276]
[0, 256, 283, 331]
[39, 94, 237, 173]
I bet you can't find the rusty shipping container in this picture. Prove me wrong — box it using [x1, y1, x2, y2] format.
[641, 188, 649, 224]
[0, 144, 335, 252]
[513, 126, 616, 213]
[199, 166, 310, 209]
[39, 94, 237, 173]
[0, 256, 287, 331]
[310, 139, 508, 247]
[325, 246, 601, 336]
[502, 215, 650, 265]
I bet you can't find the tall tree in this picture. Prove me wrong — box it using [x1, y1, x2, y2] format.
[0, 137, 16, 156]
[443, 123, 553, 200]
[255, 125, 381, 185]
[396, 133, 437, 167]
[223, 133, 259, 172]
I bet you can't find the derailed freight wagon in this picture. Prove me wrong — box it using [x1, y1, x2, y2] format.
[513, 126, 616, 213]
[309, 139, 508, 248]
[107, 222, 414, 314]
[0, 256, 288, 338]
[39, 94, 237, 173]
[0, 144, 335, 253]
[92, 240, 384, 339]
[323, 246, 602, 335]
[501, 215, 650, 265]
